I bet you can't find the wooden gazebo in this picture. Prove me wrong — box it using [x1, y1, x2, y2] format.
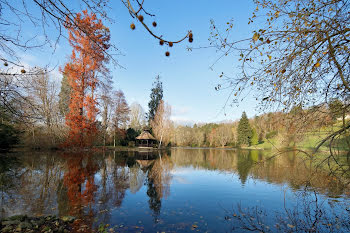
[135, 130, 157, 148]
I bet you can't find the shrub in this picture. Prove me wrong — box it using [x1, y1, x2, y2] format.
[266, 130, 278, 139]
[0, 123, 19, 151]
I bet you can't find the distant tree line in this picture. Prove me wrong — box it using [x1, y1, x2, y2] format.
[171, 102, 347, 148]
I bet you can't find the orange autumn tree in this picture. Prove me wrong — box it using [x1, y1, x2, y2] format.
[63, 10, 110, 147]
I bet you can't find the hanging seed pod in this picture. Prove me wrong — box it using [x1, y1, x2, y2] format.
[130, 23, 136, 30]
[138, 15, 144, 22]
[159, 40, 164, 46]
[152, 21, 157, 27]
[189, 32, 193, 38]
[189, 37, 193, 43]
[21, 69, 26, 73]
[168, 42, 173, 47]
[4, 62, 8, 66]
[165, 51, 170, 57]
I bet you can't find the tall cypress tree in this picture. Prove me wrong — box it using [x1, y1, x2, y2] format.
[58, 74, 71, 117]
[148, 75, 163, 123]
[237, 111, 253, 146]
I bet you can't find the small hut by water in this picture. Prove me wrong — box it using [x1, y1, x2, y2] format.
[135, 130, 157, 148]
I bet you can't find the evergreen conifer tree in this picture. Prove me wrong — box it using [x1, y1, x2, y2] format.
[58, 75, 71, 117]
[237, 112, 253, 146]
[0, 122, 19, 151]
[148, 75, 163, 123]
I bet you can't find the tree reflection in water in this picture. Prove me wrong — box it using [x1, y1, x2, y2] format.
[0, 156, 19, 219]
[62, 153, 98, 232]
[112, 154, 129, 208]
[236, 150, 256, 185]
[145, 152, 173, 222]
[60, 151, 173, 230]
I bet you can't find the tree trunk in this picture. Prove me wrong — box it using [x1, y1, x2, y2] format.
[103, 134, 105, 147]
[158, 132, 163, 149]
[32, 126, 35, 145]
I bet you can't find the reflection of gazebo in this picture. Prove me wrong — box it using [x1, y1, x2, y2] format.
[136, 130, 157, 148]
[136, 160, 155, 171]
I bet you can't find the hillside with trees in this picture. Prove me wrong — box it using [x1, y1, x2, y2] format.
[171, 105, 348, 151]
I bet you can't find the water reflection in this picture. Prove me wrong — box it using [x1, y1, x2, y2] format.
[60, 154, 97, 232]
[170, 148, 349, 196]
[0, 148, 349, 232]
[146, 153, 173, 222]
[0, 155, 19, 219]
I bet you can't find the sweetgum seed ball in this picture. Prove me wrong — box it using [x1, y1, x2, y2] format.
[189, 37, 193, 43]
[159, 40, 164, 46]
[152, 21, 157, 27]
[169, 42, 173, 47]
[165, 51, 170, 57]
[138, 15, 144, 22]
[130, 23, 135, 30]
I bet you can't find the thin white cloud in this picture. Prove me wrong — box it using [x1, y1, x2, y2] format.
[172, 105, 191, 115]
[20, 54, 38, 64]
[171, 116, 197, 126]
[171, 105, 199, 126]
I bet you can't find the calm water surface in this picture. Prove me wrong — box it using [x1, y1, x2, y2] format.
[0, 148, 349, 232]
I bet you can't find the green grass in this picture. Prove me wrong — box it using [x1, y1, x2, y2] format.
[298, 122, 349, 151]
[251, 121, 349, 151]
[252, 138, 278, 150]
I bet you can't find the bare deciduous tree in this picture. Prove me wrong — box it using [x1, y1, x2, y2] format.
[112, 90, 129, 146]
[99, 83, 113, 146]
[204, 0, 349, 158]
[150, 100, 172, 148]
[129, 102, 146, 131]
[216, 124, 232, 147]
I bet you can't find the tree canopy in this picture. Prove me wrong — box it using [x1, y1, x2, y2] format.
[211, 0, 349, 112]
[59, 75, 71, 117]
[148, 76, 163, 122]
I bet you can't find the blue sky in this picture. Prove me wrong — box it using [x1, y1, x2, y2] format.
[17, 0, 260, 125]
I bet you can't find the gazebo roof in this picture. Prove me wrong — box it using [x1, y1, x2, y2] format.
[136, 131, 156, 140]
[136, 160, 155, 169]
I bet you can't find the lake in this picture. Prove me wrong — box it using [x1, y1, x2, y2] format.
[1, 148, 349, 232]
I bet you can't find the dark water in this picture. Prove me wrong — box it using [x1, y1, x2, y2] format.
[0, 148, 349, 232]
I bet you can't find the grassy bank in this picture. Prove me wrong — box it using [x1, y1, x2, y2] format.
[251, 122, 349, 152]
